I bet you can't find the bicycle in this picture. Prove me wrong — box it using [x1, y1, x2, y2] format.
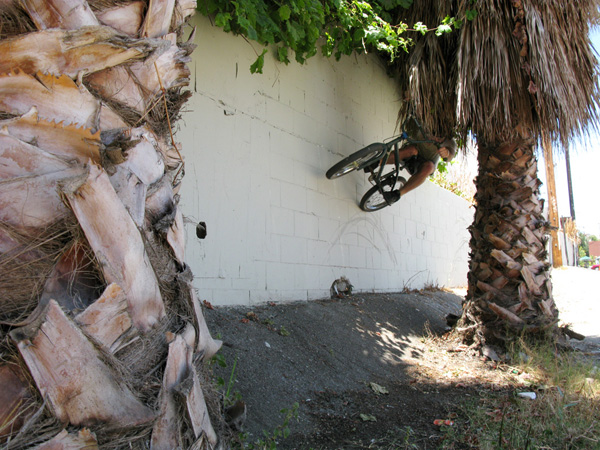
[325, 119, 440, 212]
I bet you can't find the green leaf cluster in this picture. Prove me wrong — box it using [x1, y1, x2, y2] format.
[197, 0, 477, 73]
[198, 0, 416, 72]
[199, 0, 330, 72]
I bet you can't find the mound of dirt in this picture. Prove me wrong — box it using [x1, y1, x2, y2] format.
[205, 290, 468, 448]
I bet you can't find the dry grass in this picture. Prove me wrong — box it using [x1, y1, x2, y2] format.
[408, 331, 600, 449]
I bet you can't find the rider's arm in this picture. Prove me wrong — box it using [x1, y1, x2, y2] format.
[438, 138, 456, 162]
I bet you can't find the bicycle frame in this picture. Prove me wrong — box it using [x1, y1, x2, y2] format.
[368, 133, 437, 205]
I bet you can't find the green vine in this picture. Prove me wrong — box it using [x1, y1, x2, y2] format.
[197, 0, 477, 73]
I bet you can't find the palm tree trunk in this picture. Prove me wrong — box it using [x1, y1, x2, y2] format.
[459, 138, 559, 347]
[0, 1, 224, 448]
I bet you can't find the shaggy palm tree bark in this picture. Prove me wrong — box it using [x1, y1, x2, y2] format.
[0, 1, 225, 448]
[459, 138, 558, 347]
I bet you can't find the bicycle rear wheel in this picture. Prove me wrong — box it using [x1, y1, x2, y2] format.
[359, 175, 406, 212]
[326, 143, 385, 179]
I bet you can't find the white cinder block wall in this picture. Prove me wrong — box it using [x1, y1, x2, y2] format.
[177, 15, 473, 306]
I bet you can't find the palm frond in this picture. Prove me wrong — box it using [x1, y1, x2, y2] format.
[390, 0, 600, 148]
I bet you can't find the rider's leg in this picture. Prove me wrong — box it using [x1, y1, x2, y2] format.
[386, 145, 418, 164]
[399, 160, 436, 196]
[364, 145, 418, 172]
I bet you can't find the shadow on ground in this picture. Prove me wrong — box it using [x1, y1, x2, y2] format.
[205, 290, 470, 449]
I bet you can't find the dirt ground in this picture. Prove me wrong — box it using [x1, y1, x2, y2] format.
[204, 266, 600, 449]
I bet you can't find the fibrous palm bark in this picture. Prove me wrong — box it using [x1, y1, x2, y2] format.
[460, 138, 557, 346]
[0, 1, 224, 448]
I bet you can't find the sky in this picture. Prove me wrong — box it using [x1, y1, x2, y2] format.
[537, 29, 600, 237]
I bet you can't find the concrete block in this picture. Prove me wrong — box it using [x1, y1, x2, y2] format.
[249, 289, 271, 305]
[214, 289, 250, 306]
[270, 207, 294, 236]
[265, 97, 294, 133]
[294, 113, 319, 144]
[279, 84, 305, 112]
[325, 244, 348, 267]
[318, 266, 339, 290]
[317, 171, 339, 196]
[266, 262, 295, 290]
[422, 239, 433, 257]
[416, 222, 428, 240]
[308, 240, 330, 266]
[305, 169, 320, 192]
[280, 182, 307, 212]
[393, 216, 407, 236]
[295, 212, 319, 239]
[294, 265, 323, 290]
[405, 219, 417, 238]
[307, 190, 333, 217]
[270, 179, 282, 207]
[250, 234, 281, 263]
[270, 153, 295, 183]
[355, 268, 375, 290]
[302, 82, 325, 109]
[410, 202, 422, 223]
[281, 236, 308, 264]
[411, 236, 423, 256]
[307, 289, 330, 300]
[348, 245, 367, 268]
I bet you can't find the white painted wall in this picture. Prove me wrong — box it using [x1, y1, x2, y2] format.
[177, 15, 473, 306]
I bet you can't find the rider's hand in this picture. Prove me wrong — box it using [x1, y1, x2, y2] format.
[438, 147, 450, 159]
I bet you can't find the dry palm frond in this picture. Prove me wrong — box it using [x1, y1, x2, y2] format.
[388, 0, 600, 149]
[0, 219, 81, 324]
[455, 0, 531, 143]
[524, 0, 600, 144]
[456, 0, 600, 146]
[392, 0, 459, 138]
[148, 87, 192, 142]
[0, 1, 35, 40]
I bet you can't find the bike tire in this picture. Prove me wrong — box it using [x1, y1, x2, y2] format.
[326, 143, 386, 179]
[359, 175, 406, 212]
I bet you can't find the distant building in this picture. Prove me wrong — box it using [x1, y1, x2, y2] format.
[590, 241, 600, 258]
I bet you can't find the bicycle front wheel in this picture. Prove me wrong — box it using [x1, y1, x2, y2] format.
[359, 176, 406, 212]
[326, 143, 385, 179]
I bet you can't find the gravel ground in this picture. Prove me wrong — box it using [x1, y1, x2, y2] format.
[203, 265, 599, 448]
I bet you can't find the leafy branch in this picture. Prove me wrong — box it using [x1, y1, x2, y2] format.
[197, 0, 477, 73]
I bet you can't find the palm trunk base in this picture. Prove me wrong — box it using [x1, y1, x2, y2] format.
[457, 139, 560, 349]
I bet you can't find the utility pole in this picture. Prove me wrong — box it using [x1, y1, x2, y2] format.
[564, 146, 578, 266]
[542, 134, 563, 267]
[565, 147, 576, 221]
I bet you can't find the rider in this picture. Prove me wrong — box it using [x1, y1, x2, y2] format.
[366, 118, 457, 202]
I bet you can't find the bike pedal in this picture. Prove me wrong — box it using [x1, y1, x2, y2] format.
[383, 190, 401, 203]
